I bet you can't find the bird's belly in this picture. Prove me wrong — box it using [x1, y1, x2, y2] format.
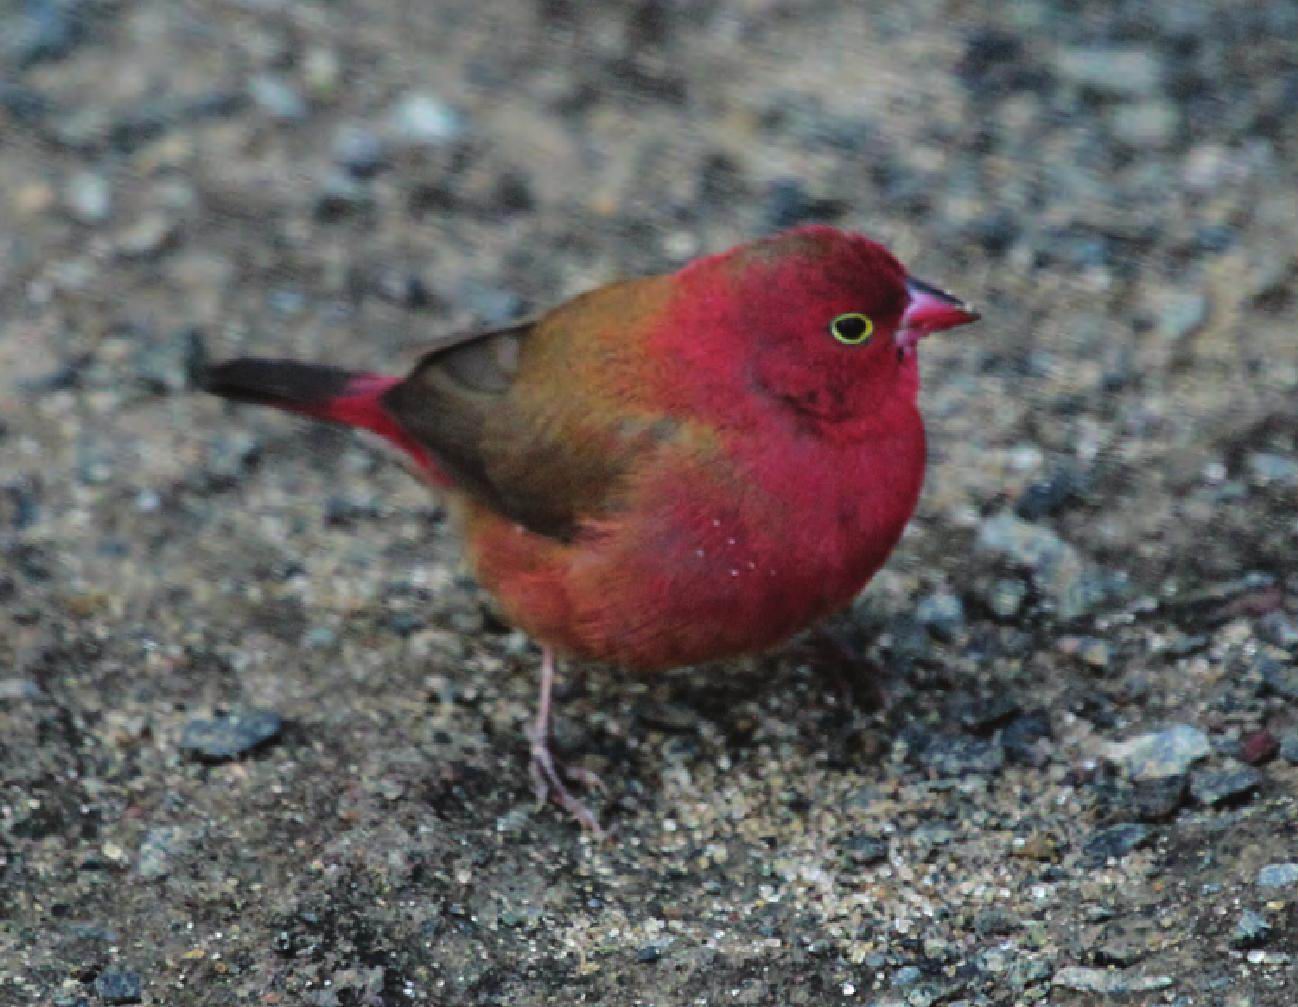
[464, 424, 924, 672]
[575, 480, 915, 670]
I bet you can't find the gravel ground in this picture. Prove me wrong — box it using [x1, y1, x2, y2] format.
[2, 2, 1297, 1005]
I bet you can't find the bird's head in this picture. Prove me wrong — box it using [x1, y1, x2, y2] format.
[673, 225, 978, 431]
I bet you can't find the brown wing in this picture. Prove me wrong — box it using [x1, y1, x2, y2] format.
[381, 276, 677, 540]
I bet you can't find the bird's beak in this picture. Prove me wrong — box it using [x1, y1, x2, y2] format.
[897, 277, 980, 351]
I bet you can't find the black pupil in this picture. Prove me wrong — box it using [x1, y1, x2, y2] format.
[836, 316, 866, 340]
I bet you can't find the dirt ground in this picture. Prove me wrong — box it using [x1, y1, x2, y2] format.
[2, 1, 1297, 1005]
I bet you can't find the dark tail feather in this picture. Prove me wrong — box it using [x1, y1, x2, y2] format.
[202, 358, 435, 472]
[201, 358, 366, 410]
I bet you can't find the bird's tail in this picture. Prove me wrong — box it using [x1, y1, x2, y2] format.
[202, 358, 435, 472]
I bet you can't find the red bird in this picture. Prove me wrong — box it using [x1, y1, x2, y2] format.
[202, 225, 978, 833]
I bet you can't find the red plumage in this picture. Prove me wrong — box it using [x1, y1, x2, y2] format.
[202, 225, 979, 832]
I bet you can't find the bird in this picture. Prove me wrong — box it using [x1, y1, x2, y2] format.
[201, 224, 979, 834]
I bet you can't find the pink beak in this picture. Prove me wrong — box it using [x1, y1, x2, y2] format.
[897, 277, 980, 351]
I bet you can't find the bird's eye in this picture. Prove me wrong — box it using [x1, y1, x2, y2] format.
[830, 313, 874, 345]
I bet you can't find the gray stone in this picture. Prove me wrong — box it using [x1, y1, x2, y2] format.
[1249, 452, 1298, 487]
[1279, 731, 1298, 764]
[180, 709, 283, 762]
[65, 171, 112, 224]
[1258, 659, 1298, 700]
[1106, 725, 1211, 780]
[0, 678, 44, 701]
[333, 126, 388, 178]
[1000, 712, 1053, 767]
[248, 75, 308, 122]
[1158, 292, 1209, 342]
[1232, 909, 1272, 948]
[916, 591, 965, 641]
[314, 171, 375, 220]
[973, 907, 1017, 936]
[1058, 47, 1164, 97]
[115, 214, 178, 260]
[986, 577, 1027, 618]
[1257, 863, 1298, 888]
[955, 694, 1020, 733]
[843, 834, 888, 865]
[1257, 612, 1298, 649]
[1189, 765, 1262, 806]
[136, 825, 197, 880]
[1083, 823, 1153, 863]
[133, 328, 205, 396]
[1052, 966, 1172, 994]
[388, 92, 463, 147]
[912, 733, 1004, 778]
[95, 969, 142, 1004]
[1129, 774, 1187, 821]
[976, 511, 1095, 618]
[1111, 100, 1178, 148]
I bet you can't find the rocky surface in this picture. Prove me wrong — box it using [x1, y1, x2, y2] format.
[2, 1, 1297, 1005]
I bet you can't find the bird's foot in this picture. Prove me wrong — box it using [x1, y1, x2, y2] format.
[528, 732, 605, 838]
[801, 633, 892, 713]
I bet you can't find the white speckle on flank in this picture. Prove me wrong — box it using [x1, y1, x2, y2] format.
[729, 569, 738, 577]
[695, 548, 705, 559]
[746, 560, 756, 570]
[711, 518, 721, 527]
[726, 537, 736, 546]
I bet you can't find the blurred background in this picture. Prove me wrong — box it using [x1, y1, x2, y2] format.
[1, 2, 1296, 1005]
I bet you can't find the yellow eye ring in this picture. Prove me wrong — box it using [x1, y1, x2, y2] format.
[830, 312, 874, 345]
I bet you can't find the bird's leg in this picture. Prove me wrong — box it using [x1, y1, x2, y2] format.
[527, 647, 604, 836]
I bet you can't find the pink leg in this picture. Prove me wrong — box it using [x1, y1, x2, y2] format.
[527, 647, 604, 836]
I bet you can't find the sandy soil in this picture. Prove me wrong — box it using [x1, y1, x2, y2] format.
[2, 1, 1297, 1004]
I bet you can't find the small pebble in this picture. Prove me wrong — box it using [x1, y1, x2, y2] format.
[1240, 729, 1278, 765]
[1057, 47, 1164, 97]
[115, 214, 178, 259]
[916, 590, 965, 641]
[388, 92, 463, 146]
[94, 969, 142, 1005]
[1189, 765, 1262, 806]
[1248, 452, 1298, 488]
[1052, 966, 1172, 994]
[1106, 724, 1210, 780]
[136, 826, 196, 880]
[973, 907, 1018, 936]
[1111, 100, 1178, 148]
[248, 75, 308, 122]
[1257, 863, 1298, 888]
[64, 171, 112, 224]
[1258, 659, 1298, 700]
[1158, 291, 1209, 342]
[1256, 611, 1298, 649]
[1015, 466, 1086, 521]
[314, 171, 375, 220]
[1000, 712, 1053, 766]
[180, 709, 283, 762]
[333, 126, 388, 179]
[1129, 774, 1187, 821]
[955, 693, 1020, 733]
[0, 678, 44, 701]
[986, 577, 1027, 618]
[1231, 909, 1272, 948]
[1082, 823, 1152, 863]
[907, 731, 1005, 778]
[842, 835, 888, 865]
